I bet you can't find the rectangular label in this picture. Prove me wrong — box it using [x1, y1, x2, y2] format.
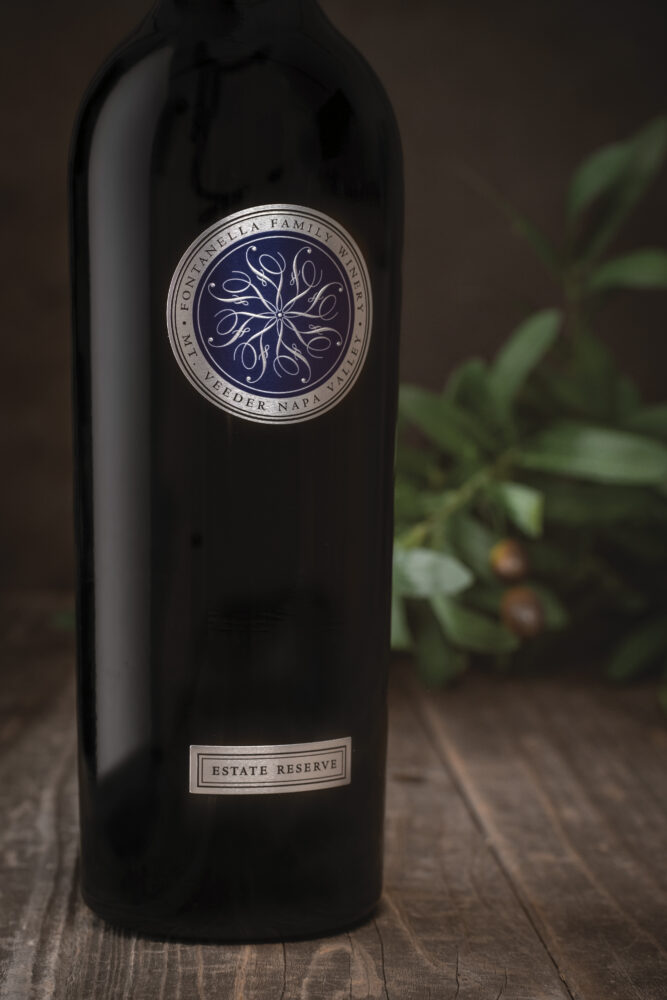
[189, 737, 352, 795]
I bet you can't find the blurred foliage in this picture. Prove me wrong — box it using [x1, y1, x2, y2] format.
[393, 117, 667, 706]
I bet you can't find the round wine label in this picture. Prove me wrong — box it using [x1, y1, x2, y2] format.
[166, 204, 372, 424]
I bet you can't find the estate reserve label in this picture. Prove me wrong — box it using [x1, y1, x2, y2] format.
[189, 737, 352, 795]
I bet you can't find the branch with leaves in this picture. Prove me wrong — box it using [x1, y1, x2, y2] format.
[393, 117, 667, 704]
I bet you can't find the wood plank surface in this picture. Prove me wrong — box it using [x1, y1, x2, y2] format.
[1, 593, 665, 999]
[415, 673, 667, 1000]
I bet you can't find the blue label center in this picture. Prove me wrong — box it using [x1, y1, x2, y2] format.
[193, 234, 354, 397]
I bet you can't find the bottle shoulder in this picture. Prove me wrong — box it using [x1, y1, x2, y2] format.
[69, 10, 402, 197]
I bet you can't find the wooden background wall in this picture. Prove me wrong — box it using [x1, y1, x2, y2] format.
[2, 0, 666, 590]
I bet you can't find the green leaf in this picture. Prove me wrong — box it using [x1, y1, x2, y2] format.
[413, 607, 468, 686]
[544, 481, 667, 525]
[431, 595, 520, 654]
[449, 513, 499, 581]
[399, 385, 493, 459]
[445, 359, 515, 442]
[390, 591, 412, 652]
[490, 309, 562, 408]
[577, 117, 667, 260]
[518, 423, 667, 484]
[445, 358, 485, 399]
[538, 369, 601, 420]
[537, 330, 617, 423]
[625, 403, 667, 439]
[609, 616, 667, 680]
[393, 546, 473, 599]
[567, 142, 633, 223]
[493, 482, 545, 538]
[588, 249, 667, 292]
[554, 331, 617, 422]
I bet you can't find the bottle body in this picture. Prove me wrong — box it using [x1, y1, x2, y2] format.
[70, 0, 402, 941]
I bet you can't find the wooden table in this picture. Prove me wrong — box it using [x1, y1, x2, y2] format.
[2, 594, 666, 999]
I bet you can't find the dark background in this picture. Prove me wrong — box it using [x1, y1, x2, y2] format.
[2, 0, 666, 591]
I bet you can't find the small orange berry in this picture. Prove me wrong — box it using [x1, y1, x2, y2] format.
[490, 538, 530, 582]
[500, 586, 545, 638]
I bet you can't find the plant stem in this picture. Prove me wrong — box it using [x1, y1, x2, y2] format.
[397, 450, 516, 548]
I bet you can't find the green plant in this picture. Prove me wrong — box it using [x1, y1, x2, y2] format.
[393, 117, 667, 704]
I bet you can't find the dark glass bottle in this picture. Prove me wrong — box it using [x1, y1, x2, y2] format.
[70, 0, 402, 941]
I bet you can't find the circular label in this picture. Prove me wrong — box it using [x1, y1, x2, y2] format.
[167, 204, 372, 424]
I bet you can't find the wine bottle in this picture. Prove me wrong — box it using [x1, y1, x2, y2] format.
[70, 0, 402, 941]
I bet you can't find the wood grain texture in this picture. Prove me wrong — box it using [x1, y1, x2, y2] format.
[1, 593, 665, 998]
[413, 673, 667, 1000]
